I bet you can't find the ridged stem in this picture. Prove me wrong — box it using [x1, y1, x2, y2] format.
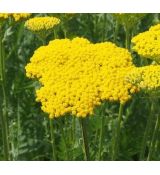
[0, 30, 10, 160]
[139, 102, 154, 160]
[80, 118, 90, 161]
[60, 120, 69, 160]
[112, 103, 123, 160]
[147, 115, 160, 160]
[98, 114, 104, 160]
[125, 26, 130, 50]
[49, 119, 56, 160]
[114, 21, 119, 43]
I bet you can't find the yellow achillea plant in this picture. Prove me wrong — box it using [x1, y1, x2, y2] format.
[0, 13, 10, 20]
[25, 37, 137, 118]
[25, 16, 60, 32]
[0, 13, 31, 21]
[11, 13, 31, 21]
[132, 23, 160, 63]
[126, 65, 160, 91]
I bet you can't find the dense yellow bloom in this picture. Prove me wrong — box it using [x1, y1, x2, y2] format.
[12, 13, 31, 21]
[132, 24, 160, 63]
[26, 37, 137, 118]
[25, 17, 60, 32]
[126, 65, 160, 91]
[149, 24, 160, 32]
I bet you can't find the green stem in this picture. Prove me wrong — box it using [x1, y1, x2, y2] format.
[71, 116, 76, 160]
[80, 118, 90, 161]
[60, 120, 69, 160]
[112, 103, 123, 160]
[102, 14, 106, 42]
[49, 119, 56, 160]
[139, 102, 154, 160]
[16, 98, 21, 160]
[125, 27, 130, 50]
[54, 29, 57, 39]
[114, 21, 119, 43]
[72, 116, 76, 144]
[98, 114, 104, 160]
[42, 39, 47, 46]
[147, 115, 160, 160]
[0, 30, 10, 160]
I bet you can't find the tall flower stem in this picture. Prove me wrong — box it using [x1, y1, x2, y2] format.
[97, 103, 105, 160]
[147, 115, 160, 160]
[80, 118, 90, 160]
[114, 21, 119, 43]
[49, 119, 56, 160]
[139, 102, 154, 160]
[125, 26, 130, 50]
[112, 103, 123, 160]
[71, 116, 76, 160]
[0, 30, 10, 160]
[60, 119, 69, 160]
[97, 114, 104, 160]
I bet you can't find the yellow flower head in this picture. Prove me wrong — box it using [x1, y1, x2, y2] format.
[126, 65, 160, 91]
[26, 37, 137, 118]
[132, 23, 160, 63]
[11, 13, 31, 21]
[0, 13, 31, 22]
[25, 16, 60, 32]
[0, 13, 10, 21]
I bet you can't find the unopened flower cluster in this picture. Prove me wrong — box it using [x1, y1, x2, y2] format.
[132, 23, 160, 63]
[25, 17, 60, 32]
[26, 37, 137, 118]
[0, 13, 10, 20]
[126, 65, 160, 91]
[12, 13, 31, 21]
[0, 13, 31, 21]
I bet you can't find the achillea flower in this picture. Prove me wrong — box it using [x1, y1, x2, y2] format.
[149, 24, 160, 32]
[126, 65, 160, 91]
[0, 13, 10, 21]
[11, 13, 31, 21]
[132, 24, 160, 63]
[26, 37, 137, 118]
[25, 16, 60, 32]
[0, 13, 31, 22]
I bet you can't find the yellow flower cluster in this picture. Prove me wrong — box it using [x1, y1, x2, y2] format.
[132, 23, 160, 63]
[0, 13, 31, 21]
[126, 65, 160, 91]
[11, 13, 31, 21]
[25, 37, 137, 118]
[25, 17, 60, 32]
[0, 13, 10, 20]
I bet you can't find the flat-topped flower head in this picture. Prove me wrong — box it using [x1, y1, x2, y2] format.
[25, 16, 60, 41]
[126, 65, 160, 91]
[25, 37, 137, 118]
[25, 16, 60, 32]
[132, 23, 160, 63]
